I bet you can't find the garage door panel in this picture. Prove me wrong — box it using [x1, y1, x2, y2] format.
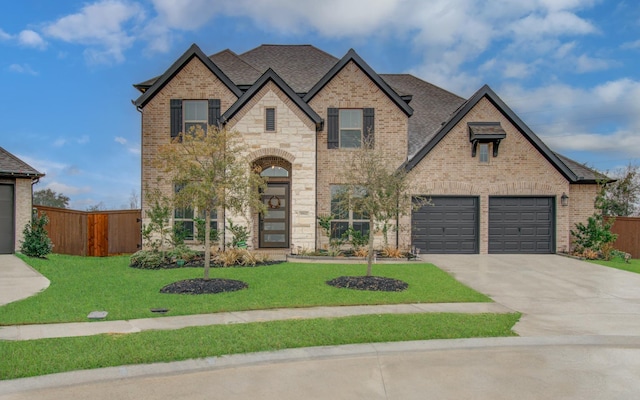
[0, 184, 15, 254]
[412, 197, 478, 254]
[489, 196, 554, 254]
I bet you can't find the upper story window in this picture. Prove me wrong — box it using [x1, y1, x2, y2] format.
[170, 99, 220, 140]
[327, 108, 375, 149]
[265, 107, 276, 132]
[339, 109, 363, 148]
[184, 100, 208, 135]
[479, 143, 489, 163]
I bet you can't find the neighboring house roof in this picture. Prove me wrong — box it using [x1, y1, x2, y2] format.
[222, 68, 323, 127]
[381, 74, 465, 157]
[554, 153, 608, 184]
[133, 44, 242, 108]
[303, 49, 413, 117]
[403, 84, 587, 183]
[0, 147, 43, 179]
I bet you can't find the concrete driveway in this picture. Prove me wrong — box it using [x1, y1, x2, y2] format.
[3, 254, 640, 399]
[424, 254, 640, 336]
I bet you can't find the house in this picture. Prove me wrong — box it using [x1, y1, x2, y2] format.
[133, 44, 601, 255]
[0, 147, 44, 254]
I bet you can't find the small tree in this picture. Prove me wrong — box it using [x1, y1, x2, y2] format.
[571, 182, 618, 257]
[602, 164, 640, 217]
[337, 137, 427, 276]
[141, 186, 172, 259]
[155, 125, 267, 279]
[33, 189, 70, 208]
[20, 211, 53, 258]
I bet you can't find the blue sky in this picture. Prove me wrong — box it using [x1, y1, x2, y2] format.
[1, 0, 639, 209]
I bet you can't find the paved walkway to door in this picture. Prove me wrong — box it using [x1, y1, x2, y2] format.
[0, 254, 49, 306]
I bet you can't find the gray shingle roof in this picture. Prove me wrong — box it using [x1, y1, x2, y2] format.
[0, 147, 43, 178]
[238, 45, 338, 93]
[381, 74, 465, 157]
[554, 152, 607, 183]
[209, 49, 262, 86]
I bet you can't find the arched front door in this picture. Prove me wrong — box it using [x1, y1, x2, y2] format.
[256, 158, 291, 248]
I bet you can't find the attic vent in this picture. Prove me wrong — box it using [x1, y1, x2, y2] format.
[469, 122, 506, 157]
[265, 107, 276, 132]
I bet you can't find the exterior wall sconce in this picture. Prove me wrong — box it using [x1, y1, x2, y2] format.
[561, 192, 569, 207]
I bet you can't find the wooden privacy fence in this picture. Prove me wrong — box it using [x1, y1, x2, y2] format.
[34, 206, 142, 256]
[610, 217, 640, 259]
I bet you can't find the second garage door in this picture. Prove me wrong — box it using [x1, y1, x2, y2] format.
[489, 197, 554, 254]
[0, 184, 14, 254]
[412, 196, 479, 254]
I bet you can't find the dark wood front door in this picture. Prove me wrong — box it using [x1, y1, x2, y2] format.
[260, 183, 289, 248]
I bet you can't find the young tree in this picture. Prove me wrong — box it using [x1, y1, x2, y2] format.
[155, 125, 267, 280]
[337, 137, 426, 276]
[33, 189, 70, 208]
[602, 164, 640, 216]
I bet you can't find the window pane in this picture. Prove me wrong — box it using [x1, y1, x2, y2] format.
[352, 221, 370, 237]
[339, 109, 362, 129]
[340, 130, 361, 148]
[264, 234, 286, 243]
[175, 207, 193, 219]
[261, 166, 289, 177]
[479, 143, 489, 163]
[185, 100, 207, 121]
[331, 221, 349, 239]
[185, 122, 206, 135]
[183, 221, 194, 240]
[331, 185, 348, 219]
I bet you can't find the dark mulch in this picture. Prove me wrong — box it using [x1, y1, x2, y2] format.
[326, 276, 408, 292]
[160, 278, 248, 295]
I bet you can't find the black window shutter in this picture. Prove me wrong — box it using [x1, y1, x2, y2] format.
[327, 108, 339, 149]
[170, 99, 182, 139]
[208, 99, 221, 127]
[363, 108, 374, 146]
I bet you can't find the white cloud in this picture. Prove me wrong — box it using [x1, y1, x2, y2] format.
[575, 54, 613, 73]
[115, 135, 140, 154]
[114, 136, 127, 145]
[43, 0, 144, 64]
[44, 181, 92, 196]
[53, 138, 67, 147]
[18, 30, 46, 49]
[0, 28, 12, 41]
[8, 63, 38, 75]
[621, 40, 640, 50]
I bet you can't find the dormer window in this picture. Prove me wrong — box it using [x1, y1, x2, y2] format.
[469, 122, 506, 158]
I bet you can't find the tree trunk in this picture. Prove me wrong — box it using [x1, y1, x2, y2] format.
[204, 209, 211, 280]
[366, 215, 375, 276]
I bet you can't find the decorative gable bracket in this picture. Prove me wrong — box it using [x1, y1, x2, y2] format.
[469, 122, 506, 157]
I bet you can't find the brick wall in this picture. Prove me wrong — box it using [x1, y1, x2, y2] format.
[402, 97, 583, 253]
[309, 61, 409, 249]
[14, 178, 33, 251]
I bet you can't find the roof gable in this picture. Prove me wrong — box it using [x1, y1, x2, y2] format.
[221, 68, 323, 127]
[303, 49, 413, 117]
[0, 147, 43, 178]
[404, 84, 579, 182]
[133, 44, 242, 108]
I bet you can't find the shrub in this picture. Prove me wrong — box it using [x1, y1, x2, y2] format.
[347, 227, 369, 250]
[167, 244, 198, 262]
[381, 246, 404, 258]
[129, 250, 166, 269]
[20, 212, 53, 258]
[353, 247, 368, 258]
[226, 219, 249, 248]
[216, 248, 242, 267]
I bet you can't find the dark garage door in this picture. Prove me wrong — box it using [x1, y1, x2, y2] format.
[0, 184, 15, 254]
[489, 197, 554, 254]
[412, 196, 478, 254]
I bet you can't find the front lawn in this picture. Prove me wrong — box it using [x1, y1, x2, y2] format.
[0, 254, 490, 325]
[590, 258, 640, 274]
[0, 312, 520, 380]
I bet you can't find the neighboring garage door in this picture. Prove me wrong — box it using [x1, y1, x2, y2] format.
[489, 197, 554, 254]
[0, 184, 15, 254]
[412, 196, 479, 254]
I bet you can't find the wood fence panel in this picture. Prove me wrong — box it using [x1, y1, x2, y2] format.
[107, 210, 141, 254]
[36, 206, 87, 256]
[610, 217, 640, 259]
[34, 206, 141, 256]
[88, 213, 109, 257]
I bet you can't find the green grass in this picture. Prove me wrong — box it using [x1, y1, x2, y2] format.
[0, 312, 520, 380]
[0, 254, 490, 325]
[590, 258, 640, 274]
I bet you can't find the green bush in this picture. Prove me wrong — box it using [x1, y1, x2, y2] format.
[167, 244, 198, 262]
[20, 212, 53, 258]
[129, 250, 166, 269]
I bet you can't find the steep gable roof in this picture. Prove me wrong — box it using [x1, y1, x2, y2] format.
[303, 49, 413, 117]
[404, 84, 580, 182]
[0, 147, 43, 178]
[133, 43, 242, 108]
[238, 45, 338, 93]
[381, 74, 465, 157]
[209, 49, 262, 86]
[221, 68, 322, 127]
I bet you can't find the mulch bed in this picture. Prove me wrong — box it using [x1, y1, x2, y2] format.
[326, 276, 408, 292]
[160, 278, 248, 294]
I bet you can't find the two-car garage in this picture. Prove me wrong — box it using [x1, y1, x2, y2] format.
[412, 196, 555, 254]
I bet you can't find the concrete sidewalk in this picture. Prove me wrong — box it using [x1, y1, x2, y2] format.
[0, 302, 513, 340]
[0, 254, 49, 306]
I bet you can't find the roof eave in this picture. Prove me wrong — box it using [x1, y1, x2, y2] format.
[303, 49, 413, 116]
[133, 44, 242, 108]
